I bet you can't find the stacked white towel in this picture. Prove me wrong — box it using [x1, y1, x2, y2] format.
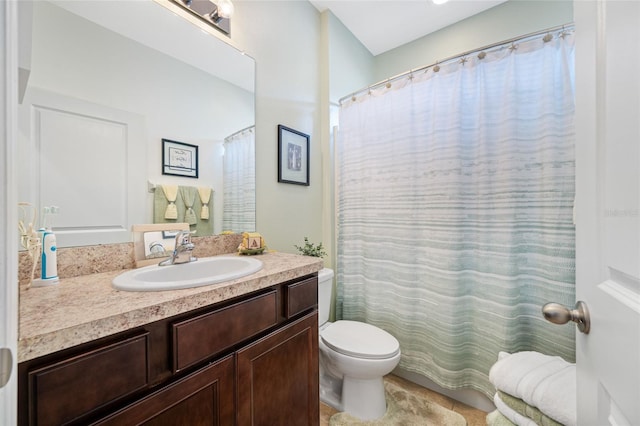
[488, 351, 577, 426]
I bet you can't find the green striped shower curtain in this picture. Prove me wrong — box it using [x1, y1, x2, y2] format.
[336, 28, 576, 398]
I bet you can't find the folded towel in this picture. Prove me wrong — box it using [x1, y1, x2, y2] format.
[489, 351, 576, 426]
[494, 393, 537, 426]
[498, 391, 563, 426]
[487, 409, 517, 426]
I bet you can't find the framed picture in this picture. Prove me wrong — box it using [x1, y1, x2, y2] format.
[162, 230, 181, 239]
[278, 125, 310, 186]
[162, 139, 199, 178]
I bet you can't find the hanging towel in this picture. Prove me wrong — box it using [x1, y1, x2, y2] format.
[180, 186, 198, 225]
[162, 185, 179, 219]
[489, 351, 576, 426]
[198, 187, 212, 220]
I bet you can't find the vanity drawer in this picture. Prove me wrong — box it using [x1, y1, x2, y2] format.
[93, 355, 235, 426]
[27, 333, 149, 426]
[172, 290, 278, 372]
[284, 276, 318, 318]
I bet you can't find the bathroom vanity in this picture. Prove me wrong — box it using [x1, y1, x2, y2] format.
[17, 252, 322, 425]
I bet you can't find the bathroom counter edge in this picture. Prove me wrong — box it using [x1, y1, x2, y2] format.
[18, 251, 323, 363]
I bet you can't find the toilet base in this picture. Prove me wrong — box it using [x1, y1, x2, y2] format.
[319, 366, 343, 412]
[342, 376, 387, 421]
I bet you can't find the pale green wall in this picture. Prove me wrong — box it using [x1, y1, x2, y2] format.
[230, 1, 324, 254]
[325, 11, 375, 105]
[374, 0, 573, 81]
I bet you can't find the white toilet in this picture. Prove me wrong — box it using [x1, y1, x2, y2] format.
[318, 268, 401, 421]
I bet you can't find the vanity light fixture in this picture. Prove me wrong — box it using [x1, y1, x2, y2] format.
[210, 0, 234, 23]
[172, 0, 234, 35]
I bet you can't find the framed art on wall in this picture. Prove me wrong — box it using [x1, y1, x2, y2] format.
[277, 125, 309, 186]
[162, 139, 198, 178]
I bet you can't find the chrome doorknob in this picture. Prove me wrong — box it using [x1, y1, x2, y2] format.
[542, 301, 590, 334]
[0, 347, 12, 388]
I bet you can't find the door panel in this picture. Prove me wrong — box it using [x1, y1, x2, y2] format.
[574, 1, 640, 424]
[1, 1, 19, 425]
[17, 88, 146, 247]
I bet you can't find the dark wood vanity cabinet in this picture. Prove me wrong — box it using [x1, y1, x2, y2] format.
[237, 313, 318, 426]
[95, 354, 235, 426]
[18, 274, 319, 426]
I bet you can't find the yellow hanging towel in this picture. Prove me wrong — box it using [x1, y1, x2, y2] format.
[162, 185, 179, 219]
[198, 187, 212, 220]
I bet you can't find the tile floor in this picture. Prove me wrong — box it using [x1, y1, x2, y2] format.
[319, 374, 488, 426]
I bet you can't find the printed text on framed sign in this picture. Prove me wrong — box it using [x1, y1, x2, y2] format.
[162, 139, 199, 178]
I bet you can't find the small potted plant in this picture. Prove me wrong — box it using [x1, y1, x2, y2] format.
[294, 237, 327, 258]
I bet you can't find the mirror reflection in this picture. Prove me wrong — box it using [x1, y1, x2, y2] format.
[131, 223, 190, 267]
[143, 231, 178, 259]
[17, 0, 256, 248]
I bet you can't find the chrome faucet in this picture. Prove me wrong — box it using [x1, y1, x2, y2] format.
[159, 230, 197, 266]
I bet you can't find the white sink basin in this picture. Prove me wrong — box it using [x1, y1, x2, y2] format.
[112, 256, 263, 291]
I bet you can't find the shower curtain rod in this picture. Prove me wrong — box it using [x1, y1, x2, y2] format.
[224, 124, 255, 141]
[339, 22, 574, 104]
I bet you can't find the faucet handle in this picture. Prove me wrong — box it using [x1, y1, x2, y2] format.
[158, 230, 197, 266]
[175, 230, 192, 245]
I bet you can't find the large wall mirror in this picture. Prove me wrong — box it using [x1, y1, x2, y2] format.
[17, 0, 256, 248]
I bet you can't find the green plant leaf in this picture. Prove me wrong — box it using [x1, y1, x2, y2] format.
[294, 237, 327, 258]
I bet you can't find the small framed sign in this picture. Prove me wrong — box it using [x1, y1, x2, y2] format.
[162, 139, 198, 178]
[277, 125, 309, 186]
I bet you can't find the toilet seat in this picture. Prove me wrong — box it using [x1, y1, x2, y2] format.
[320, 320, 400, 359]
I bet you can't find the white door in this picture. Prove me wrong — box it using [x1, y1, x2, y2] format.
[0, 1, 19, 425]
[574, 1, 640, 425]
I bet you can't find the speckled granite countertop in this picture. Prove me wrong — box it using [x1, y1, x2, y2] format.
[19, 252, 323, 363]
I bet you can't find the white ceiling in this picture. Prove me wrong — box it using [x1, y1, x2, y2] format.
[309, 0, 509, 56]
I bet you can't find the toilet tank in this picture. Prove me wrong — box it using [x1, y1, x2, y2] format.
[318, 268, 334, 326]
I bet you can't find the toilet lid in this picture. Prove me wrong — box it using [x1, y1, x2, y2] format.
[320, 320, 400, 359]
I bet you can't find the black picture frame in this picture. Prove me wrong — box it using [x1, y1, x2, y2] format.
[162, 230, 180, 239]
[277, 125, 310, 186]
[162, 139, 199, 178]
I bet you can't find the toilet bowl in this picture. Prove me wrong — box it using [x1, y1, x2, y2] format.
[317, 268, 401, 421]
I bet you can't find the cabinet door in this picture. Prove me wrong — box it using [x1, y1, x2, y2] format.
[237, 312, 319, 426]
[95, 355, 234, 426]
